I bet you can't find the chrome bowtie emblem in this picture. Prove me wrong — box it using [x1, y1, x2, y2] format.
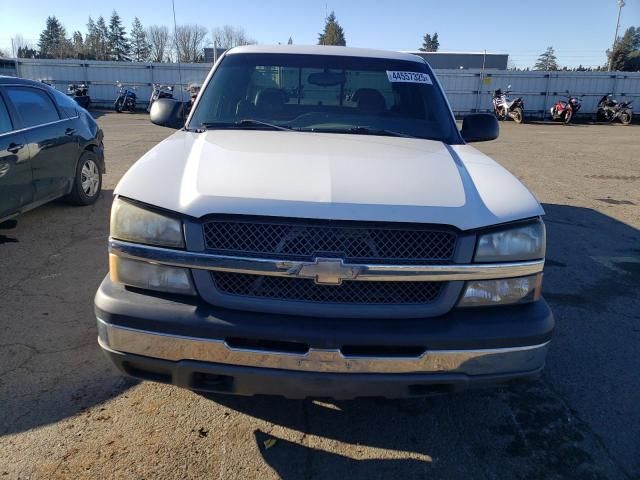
[295, 258, 361, 285]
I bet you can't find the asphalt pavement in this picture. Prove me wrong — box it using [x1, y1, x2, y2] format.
[0, 112, 638, 479]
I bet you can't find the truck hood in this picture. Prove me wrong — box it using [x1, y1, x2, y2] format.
[115, 130, 543, 231]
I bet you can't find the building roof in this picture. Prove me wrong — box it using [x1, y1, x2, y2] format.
[226, 45, 424, 63]
[403, 51, 507, 56]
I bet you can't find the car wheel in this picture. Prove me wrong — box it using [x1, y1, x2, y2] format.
[66, 151, 102, 206]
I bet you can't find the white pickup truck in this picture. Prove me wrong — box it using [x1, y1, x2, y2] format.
[95, 45, 553, 399]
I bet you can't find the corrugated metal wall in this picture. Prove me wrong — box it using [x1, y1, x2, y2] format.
[436, 70, 640, 117]
[14, 58, 640, 118]
[16, 59, 208, 106]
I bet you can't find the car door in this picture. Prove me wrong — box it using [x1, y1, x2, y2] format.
[0, 90, 33, 220]
[4, 86, 80, 202]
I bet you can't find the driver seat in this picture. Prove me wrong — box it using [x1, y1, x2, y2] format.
[352, 88, 386, 114]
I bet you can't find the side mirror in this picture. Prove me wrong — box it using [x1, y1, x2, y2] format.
[461, 113, 499, 142]
[150, 98, 185, 129]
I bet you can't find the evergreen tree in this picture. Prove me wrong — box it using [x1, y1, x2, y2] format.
[534, 47, 559, 71]
[431, 32, 439, 52]
[95, 16, 110, 60]
[608, 26, 640, 71]
[85, 17, 98, 59]
[318, 11, 346, 46]
[72, 31, 85, 59]
[17, 46, 38, 58]
[288, 36, 293, 45]
[38, 16, 69, 58]
[419, 32, 439, 52]
[625, 51, 640, 72]
[420, 33, 432, 52]
[108, 10, 130, 61]
[130, 17, 150, 62]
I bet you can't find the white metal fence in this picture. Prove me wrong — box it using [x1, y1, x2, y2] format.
[13, 58, 640, 118]
[437, 69, 640, 117]
[15, 59, 209, 106]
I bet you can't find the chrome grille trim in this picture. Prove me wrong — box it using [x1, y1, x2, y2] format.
[202, 218, 457, 264]
[110, 239, 545, 282]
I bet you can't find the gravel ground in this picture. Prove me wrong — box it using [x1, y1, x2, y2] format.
[1, 113, 638, 479]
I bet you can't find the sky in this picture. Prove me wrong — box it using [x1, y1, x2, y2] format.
[1, 0, 638, 68]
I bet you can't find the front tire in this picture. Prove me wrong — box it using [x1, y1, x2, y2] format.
[512, 107, 524, 124]
[115, 97, 124, 113]
[66, 151, 102, 206]
[563, 110, 573, 125]
[619, 110, 632, 125]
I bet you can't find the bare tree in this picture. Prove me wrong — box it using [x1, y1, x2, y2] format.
[11, 35, 34, 56]
[147, 25, 170, 62]
[174, 24, 208, 63]
[211, 25, 256, 49]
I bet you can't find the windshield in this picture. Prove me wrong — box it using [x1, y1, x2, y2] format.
[189, 53, 460, 143]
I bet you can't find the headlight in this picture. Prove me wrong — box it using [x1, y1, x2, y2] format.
[458, 274, 542, 307]
[109, 254, 195, 295]
[475, 220, 545, 262]
[111, 197, 184, 248]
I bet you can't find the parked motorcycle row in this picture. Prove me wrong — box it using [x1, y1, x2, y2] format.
[112, 82, 201, 117]
[492, 86, 525, 123]
[67, 83, 90, 109]
[114, 82, 137, 113]
[596, 94, 633, 125]
[492, 86, 633, 125]
[147, 84, 174, 112]
[56, 79, 634, 126]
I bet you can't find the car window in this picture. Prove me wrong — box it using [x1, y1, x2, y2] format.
[49, 88, 80, 118]
[5, 87, 60, 128]
[0, 96, 12, 134]
[190, 53, 459, 143]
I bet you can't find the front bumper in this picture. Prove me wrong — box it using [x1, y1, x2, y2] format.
[95, 277, 554, 399]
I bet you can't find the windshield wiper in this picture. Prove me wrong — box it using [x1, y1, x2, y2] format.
[201, 119, 293, 131]
[347, 126, 417, 138]
[298, 126, 418, 139]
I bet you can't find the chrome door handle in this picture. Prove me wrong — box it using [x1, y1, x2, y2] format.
[7, 143, 24, 154]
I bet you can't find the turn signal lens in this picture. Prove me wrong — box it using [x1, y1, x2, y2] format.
[109, 254, 195, 295]
[457, 274, 542, 307]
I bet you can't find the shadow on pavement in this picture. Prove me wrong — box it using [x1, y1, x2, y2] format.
[204, 203, 639, 479]
[0, 190, 138, 436]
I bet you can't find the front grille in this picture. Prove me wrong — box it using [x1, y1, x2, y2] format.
[203, 218, 457, 264]
[211, 272, 443, 305]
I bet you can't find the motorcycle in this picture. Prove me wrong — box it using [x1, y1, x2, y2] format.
[147, 84, 174, 113]
[67, 83, 90, 109]
[597, 94, 633, 125]
[550, 93, 582, 124]
[184, 83, 202, 117]
[114, 82, 137, 113]
[492, 85, 524, 124]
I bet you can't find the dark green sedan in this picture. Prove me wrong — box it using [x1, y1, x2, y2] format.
[0, 76, 105, 223]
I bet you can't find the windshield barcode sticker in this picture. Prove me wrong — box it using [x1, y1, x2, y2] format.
[386, 71, 432, 84]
